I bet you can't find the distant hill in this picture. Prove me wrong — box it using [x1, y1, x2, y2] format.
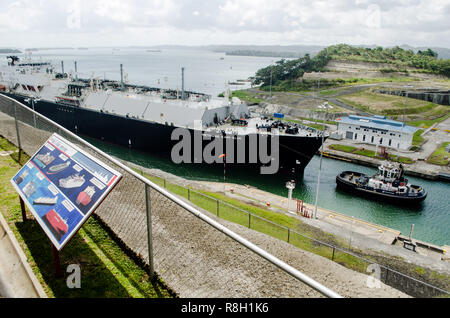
[321, 44, 450, 76]
[0, 48, 22, 54]
[252, 44, 450, 89]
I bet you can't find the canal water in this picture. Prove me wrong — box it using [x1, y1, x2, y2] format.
[86, 137, 450, 247]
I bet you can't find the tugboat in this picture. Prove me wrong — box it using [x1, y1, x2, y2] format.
[336, 161, 427, 205]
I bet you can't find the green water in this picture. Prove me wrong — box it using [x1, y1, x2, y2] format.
[86, 137, 450, 247]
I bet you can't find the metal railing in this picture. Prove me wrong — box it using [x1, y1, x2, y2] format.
[135, 167, 450, 298]
[0, 93, 343, 298]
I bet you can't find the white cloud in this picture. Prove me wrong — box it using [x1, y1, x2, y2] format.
[0, 0, 448, 48]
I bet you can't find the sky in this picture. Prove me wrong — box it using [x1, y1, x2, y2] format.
[1, 0, 449, 49]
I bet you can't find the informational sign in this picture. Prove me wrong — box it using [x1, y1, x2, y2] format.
[10, 133, 122, 251]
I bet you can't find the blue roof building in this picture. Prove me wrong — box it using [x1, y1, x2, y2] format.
[336, 115, 418, 150]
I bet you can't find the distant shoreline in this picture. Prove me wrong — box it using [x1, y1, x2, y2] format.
[0, 49, 22, 54]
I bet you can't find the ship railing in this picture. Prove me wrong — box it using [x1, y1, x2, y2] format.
[0, 93, 342, 298]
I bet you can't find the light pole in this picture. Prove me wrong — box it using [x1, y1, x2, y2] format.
[349, 216, 354, 249]
[313, 90, 328, 220]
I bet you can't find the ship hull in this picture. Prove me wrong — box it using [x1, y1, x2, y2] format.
[4, 93, 324, 176]
[336, 171, 427, 205]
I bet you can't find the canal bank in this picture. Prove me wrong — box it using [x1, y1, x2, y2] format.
[320, 149, 446, 181]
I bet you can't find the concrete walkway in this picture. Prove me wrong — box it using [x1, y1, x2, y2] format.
[0, 211, 47, 298]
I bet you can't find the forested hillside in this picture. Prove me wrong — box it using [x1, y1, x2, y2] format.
[252, 44, 450, 90]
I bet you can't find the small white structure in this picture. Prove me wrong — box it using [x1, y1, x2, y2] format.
[336, 115, 418, 150]
[286, 180, 295, 213]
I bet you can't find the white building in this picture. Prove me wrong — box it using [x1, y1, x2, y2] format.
[336, 115, 418, 150]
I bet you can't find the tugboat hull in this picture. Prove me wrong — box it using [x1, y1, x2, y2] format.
[336, 171, 427, 205]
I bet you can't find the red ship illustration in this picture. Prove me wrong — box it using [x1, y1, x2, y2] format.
[42, 209, 68, 241]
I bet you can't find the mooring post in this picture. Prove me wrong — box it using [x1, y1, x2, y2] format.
[52, 245, 63, 278]
[20, 197, 27, 222]
[145, 184, 155, 280]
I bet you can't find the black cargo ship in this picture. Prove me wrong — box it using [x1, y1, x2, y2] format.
[0, 56, 325, 176]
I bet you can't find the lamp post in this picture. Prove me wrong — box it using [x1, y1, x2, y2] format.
[313, 89, 329, 220]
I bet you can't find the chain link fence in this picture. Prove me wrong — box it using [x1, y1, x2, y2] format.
[0, 94, 347, 298]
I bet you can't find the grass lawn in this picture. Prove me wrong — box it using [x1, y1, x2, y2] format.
[329, 144, 357, 153]
[353, 148, 383, 158]
[407, 113, 450, 128]
[412, 129, 425, 147]
[0, 137, 172, 298]
[427, 142, 450, 166]
[230, 90, 264, 104]
[329, 144, 414, 164]
[336, 88, 448, 125]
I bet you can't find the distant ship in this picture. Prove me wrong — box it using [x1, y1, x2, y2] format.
[0, 56, 326, 176]
[336, 162, 427, 205]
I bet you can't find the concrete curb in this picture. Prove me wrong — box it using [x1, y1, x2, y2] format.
[0, 211, 47, 298]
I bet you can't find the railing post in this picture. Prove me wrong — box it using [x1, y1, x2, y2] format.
[13, 101, 22, 164]
[331, 247, 335, 261]
[163, 179, 166, 188]
[188, 188, 190, 200]
[287, 228, 290, 243]
[20, 197, 27, 222]
[217, 200, 219, 217]
[248, 213, 251, 228]
[145, 184, 155, 280]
